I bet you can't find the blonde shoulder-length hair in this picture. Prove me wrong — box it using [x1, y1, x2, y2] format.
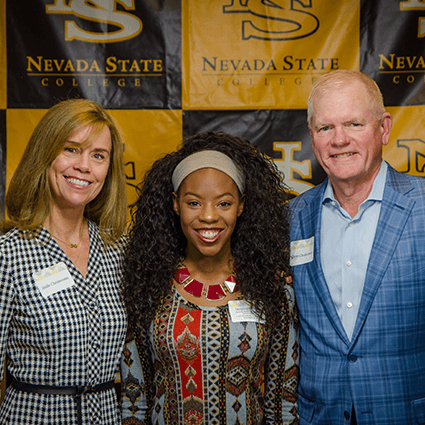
[1, 98, 127, 244]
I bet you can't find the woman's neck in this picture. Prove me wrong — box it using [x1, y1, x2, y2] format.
[44, 206, 86, 240]
[183, 252, 234, 285]
[44, 206, 90, 279]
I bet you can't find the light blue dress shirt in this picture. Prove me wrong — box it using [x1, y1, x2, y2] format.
[321, 161, 388, 340]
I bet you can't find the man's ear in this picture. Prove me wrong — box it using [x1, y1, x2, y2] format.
[172, 192, 180, 216]
[381, 112, 393, 146]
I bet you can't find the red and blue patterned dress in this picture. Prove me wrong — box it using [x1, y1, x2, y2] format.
[121, 285, 299, 425]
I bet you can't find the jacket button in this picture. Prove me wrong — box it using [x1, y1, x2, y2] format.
[348, 353, 357, 362]
[88, 301, 97, 310]
[344, 410, 350, 420]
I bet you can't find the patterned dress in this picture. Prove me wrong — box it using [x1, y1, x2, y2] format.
[121, 285, 299, 425]
[0, 223, 127, 424]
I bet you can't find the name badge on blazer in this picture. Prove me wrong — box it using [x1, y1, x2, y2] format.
[290, 236, 314, 266]
[33, 262, 76, 298]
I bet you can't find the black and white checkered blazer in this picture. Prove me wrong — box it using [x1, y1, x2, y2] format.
[0, 221, 127, 424]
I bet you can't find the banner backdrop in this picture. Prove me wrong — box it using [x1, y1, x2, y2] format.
[1, 0, 425, 217]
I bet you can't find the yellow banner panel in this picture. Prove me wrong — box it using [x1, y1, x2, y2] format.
[6, 109, 48, 186]
[384, 106, 425, 177]
[6, 108, 183, 208]
[109, 109, 183, 206]
[183, 0, 360, 110]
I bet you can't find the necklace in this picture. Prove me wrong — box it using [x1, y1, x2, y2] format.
[49, 225, 84, 249]
[174, 263, 238, 301]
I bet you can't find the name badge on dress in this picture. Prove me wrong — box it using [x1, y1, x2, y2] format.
[33, 262, 76, 298]
[228, 300, 266, 324]
[290, 236, 314, 266]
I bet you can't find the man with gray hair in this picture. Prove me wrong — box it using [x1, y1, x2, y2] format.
[290, 70, 425, 424]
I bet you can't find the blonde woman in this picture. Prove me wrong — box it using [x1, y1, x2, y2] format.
[0, 99, 127, 425]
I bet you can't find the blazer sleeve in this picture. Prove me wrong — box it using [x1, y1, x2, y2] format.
[263, 282, 299, 424]
[0, 245, 15, 385]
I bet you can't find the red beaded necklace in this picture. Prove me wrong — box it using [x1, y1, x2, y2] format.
[174, 263, 238, 301]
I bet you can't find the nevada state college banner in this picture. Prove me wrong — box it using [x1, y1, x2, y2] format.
[182, 1, 359, 110]
[0, 0, 424, 218]
[6, 1, 181, 109]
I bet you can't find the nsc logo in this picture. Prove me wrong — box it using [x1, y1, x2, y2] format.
[400, 0, 425, 37]
[223, 0, 319, 41]
[46, 0, 142, 43]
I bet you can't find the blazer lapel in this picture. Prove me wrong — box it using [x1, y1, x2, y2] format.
[297, 182, 351, 346]
[350, 168, 415, 344]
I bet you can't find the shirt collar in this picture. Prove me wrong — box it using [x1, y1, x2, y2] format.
[323, 160, 388, 205]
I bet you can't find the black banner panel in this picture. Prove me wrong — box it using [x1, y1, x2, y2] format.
[360, 0, 425, 106]
[183, 109, 327, 197]
[6, 1, 181, 109]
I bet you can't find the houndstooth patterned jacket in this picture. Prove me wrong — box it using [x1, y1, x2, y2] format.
[0, 222, 127, 424]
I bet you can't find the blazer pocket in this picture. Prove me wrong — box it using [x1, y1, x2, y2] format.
[412, 396, 425, 424]
[298, 392, 315, 423]
[397, 261, 425, 280]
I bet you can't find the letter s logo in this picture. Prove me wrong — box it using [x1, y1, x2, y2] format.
[46, 0, 142, 43]
[224, 0, 319, 41]
[400, 0, 425, 37]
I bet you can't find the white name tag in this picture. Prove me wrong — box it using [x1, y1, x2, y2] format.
[228, 300, 265, 324]
[290, 236, 314, 266]
[33, 262, 76, 298]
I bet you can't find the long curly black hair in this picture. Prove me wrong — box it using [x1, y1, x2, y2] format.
[121, 131, 292, 330]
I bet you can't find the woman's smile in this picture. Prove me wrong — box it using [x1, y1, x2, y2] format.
[173, 167, 244, 261]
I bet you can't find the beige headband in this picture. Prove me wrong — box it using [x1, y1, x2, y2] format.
[172, 150, 245, 193]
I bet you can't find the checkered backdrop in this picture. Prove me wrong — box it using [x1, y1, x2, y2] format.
[1, 0, 425, 214]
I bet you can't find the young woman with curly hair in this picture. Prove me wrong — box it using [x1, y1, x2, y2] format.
[121, 131, 299, 425]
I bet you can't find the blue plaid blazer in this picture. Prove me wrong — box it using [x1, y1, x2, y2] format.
[290, 164, 425, 425]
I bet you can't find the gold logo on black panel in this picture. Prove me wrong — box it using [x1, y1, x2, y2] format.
[400, 0, 425, 38]
[46, 0, 142, 43]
